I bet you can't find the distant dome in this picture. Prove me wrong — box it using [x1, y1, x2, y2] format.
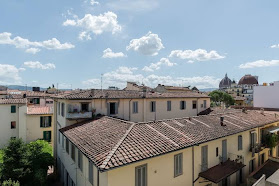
[219, 73, 232, 89]
[238, 74, 258, 85]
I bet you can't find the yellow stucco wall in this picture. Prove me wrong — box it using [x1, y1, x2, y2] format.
[26, 114, 54, 146]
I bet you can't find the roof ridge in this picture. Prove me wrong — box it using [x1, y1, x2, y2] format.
[99, 122, 136, 169]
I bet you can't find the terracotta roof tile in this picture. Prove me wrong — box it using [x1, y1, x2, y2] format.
[55, 89, 209, 100]
[27, 106, 53, 115]
[0, 98, 27, 104]
[60, 111, 279, 172]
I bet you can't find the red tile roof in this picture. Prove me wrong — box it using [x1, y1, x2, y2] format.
[60, 110, 279, 172]
[27, 106, 53, 115]
[0, 99, 27, 104]
[55, 89, 209, 100]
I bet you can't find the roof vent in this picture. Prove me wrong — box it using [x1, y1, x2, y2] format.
[220, 116, 226, 126]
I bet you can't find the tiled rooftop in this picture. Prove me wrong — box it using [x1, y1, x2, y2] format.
[27, 106, 53, 115]
[0, 98, 27, 104]
[60, 110, 279, 172]
[55, 89, 209, 100]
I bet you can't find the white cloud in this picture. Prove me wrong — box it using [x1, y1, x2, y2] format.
[0, 64, 22, 84]
[63, 12, 122, 39]
[271, 44, 279, 48]
[25, 48, 41, 54]
[63, 19, 77, 26]
[0, 32, 74, 53]
[126, 31, 164, 56]
[142, 58, 176, 72]
[78, 31, 92, 40]
[239, 60, 279, 69]
[169, 49, 225, 62]
[89, 0, 99, 6]
[102, 48, 126, 58]
[82, 66, 220, 89]
[23, 61, 56, 70]
[107, 0, 159, 12]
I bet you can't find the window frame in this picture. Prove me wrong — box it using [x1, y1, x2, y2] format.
[192, 100, 197, 109]
[11, 105, 16, 113]
[150, 101, 156, 112]
[43, 131, 51, 142]
[135, 164, 147, 186]
[167, 101, 171, 111]
[61, 103, 65, 117]
[78, 150, 83, 172]
[66, 139, 69, 154]
[89, 160, 94, 184]
[133, 101, 138, 114]
[11, 121, 16, 129]
[238, 135, 243, 151]
[174, 153, 183, 177]
[40, 116, 52, 128]
[180, 101, 186, 110]
[71, 143, 75, 162]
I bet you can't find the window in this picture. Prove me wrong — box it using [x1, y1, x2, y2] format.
[150, 101, 156, 112]
[89, 160, 93, 184]
[238, 135, 243, 151]
[58, 131, 60, 144]
[40, 116, 52, 127]
[135, 164, 147, 186]
[174, 153, 183, 177]
[192, 101, 197, 109]
[34, 98, 40, 104]
[108, 102, 118, 115]
[61, 103, 65, 117]
[11, 121, 16, 129]
[62, 135, 65, 149]
[261, 153, 265, 165]
[216, 147, 219, 157]
[81, 103, 89, 112]
[78, 150, 83, 172]
[11, 105, 16, 113]
[66, 139, 69, 154]
[167, 101, 171, 111]
[133, 101, 138, 113]
[201, 145, 208, 171]
[43, 131, 51, 142]
[201, 104, 203, 108]
[58, 102, 60, 115]
[180, 101, 186, 110]
[203, 100, 207, 108]
[250, 131, 257, 147]
[249, 159, 255, 174]
[71, 144, 75, 161]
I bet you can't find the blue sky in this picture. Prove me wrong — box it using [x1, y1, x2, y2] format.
[1, 0, 279, 89]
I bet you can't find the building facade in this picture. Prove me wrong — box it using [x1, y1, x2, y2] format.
[56, 110, 279, 186]
[253, 81, 279, 109]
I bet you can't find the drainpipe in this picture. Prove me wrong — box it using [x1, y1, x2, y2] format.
[192, 146, 195, 186]
[129, 99, 132, 121]
[98, 170, 100, 186]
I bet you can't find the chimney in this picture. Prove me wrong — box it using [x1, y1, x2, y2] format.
[142, 87, 147, 98]
[220, 116, 225, 126]
[260, 108, 264, 115]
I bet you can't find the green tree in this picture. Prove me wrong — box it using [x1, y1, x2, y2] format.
[1, 139, 30, 183]
[0, 139, 54, 185]
[209, 90, 235, 107]
[1, 179, 20, 186]
[26, 140, 54, 185]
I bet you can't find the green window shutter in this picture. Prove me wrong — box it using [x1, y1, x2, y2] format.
[48, 116, 52, 127]
[40, 117, 43, 127]
[37, 98, 40, 104]
[48, 131, 51, 142]
[11, 105, 16, 113]
[43, 131, 46, 140]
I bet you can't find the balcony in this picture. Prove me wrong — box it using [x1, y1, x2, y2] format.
[250, 143, 265, 153]
[66, 111, 93, 119]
